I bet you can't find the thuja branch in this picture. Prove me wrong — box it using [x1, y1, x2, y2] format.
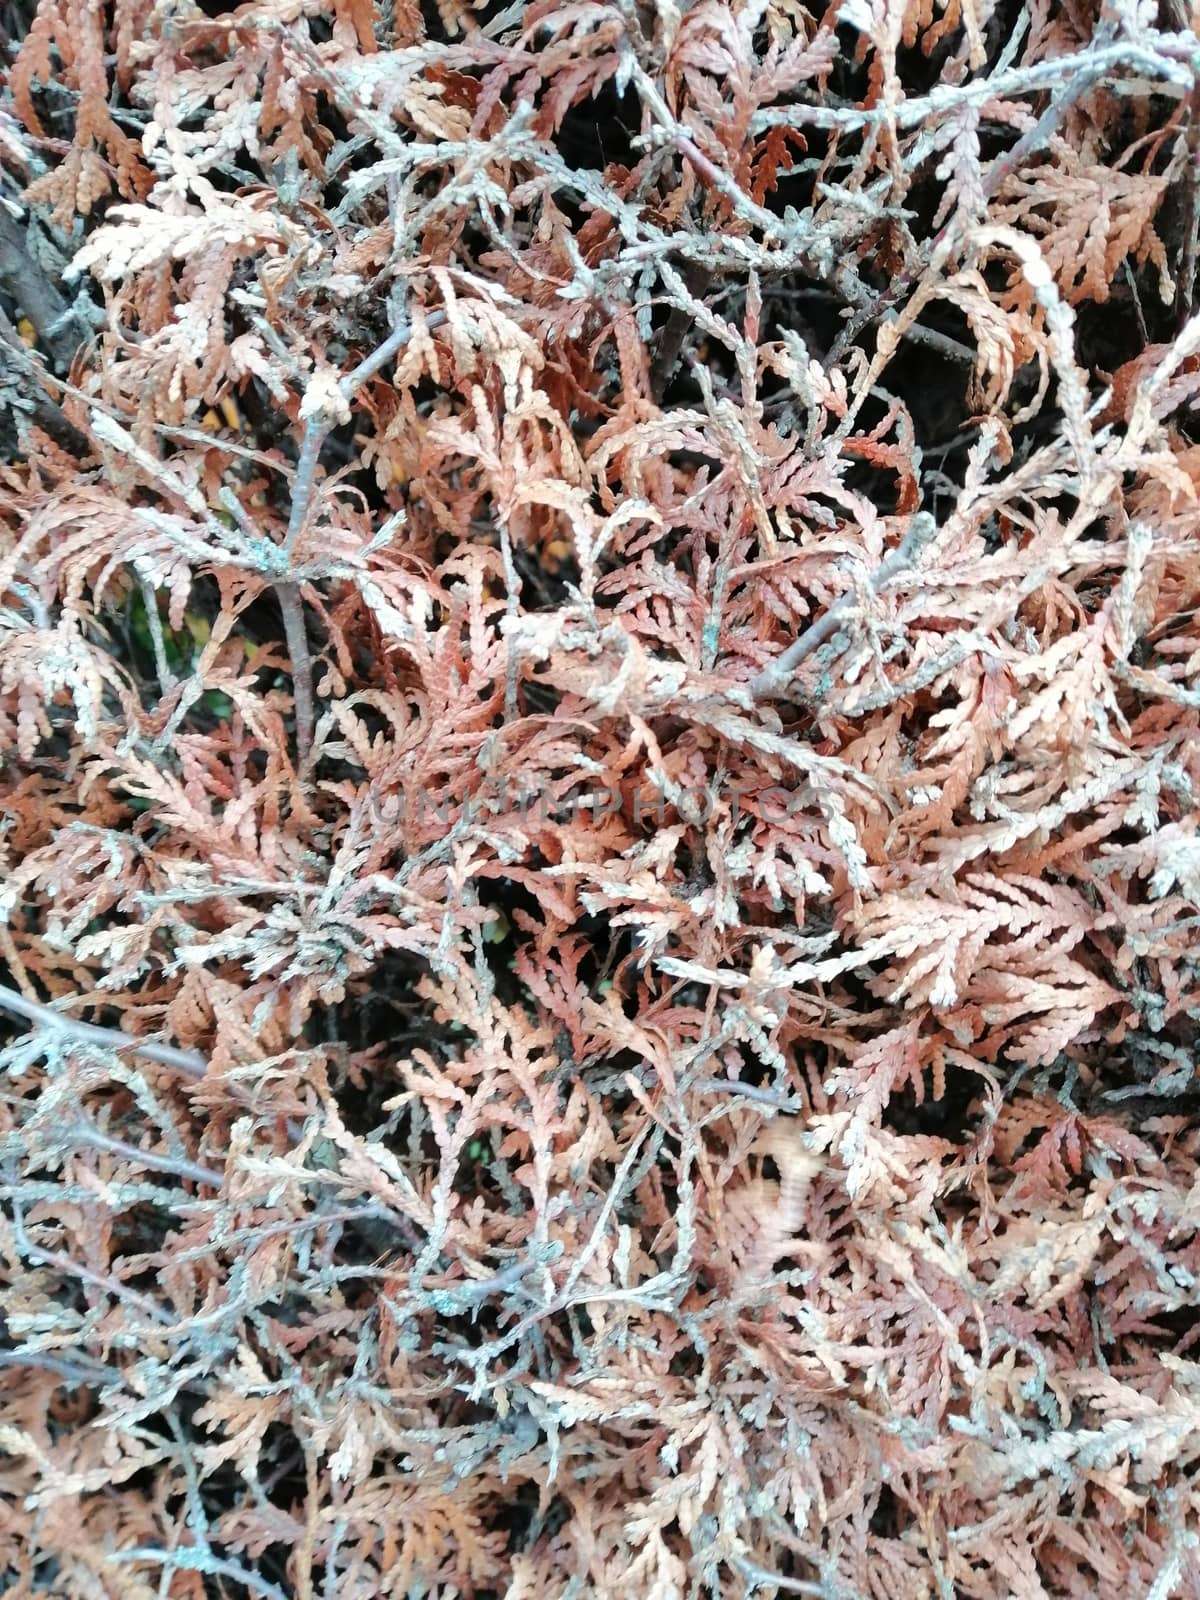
[69, 1122, 223, 1189]
[7, 1191, 174, 1327]
[750, 515, 936, 700]
[110, 1547, 292, 1600]
[283, 307, 451, 562]
[277, 581, 314, 765]
[820, 42, 1185, 374]
[280, 308, 448, 765]
[0, 989, 416, 1226]
[0, 1349, 125, 1388]
[0, 985, 206, 1079]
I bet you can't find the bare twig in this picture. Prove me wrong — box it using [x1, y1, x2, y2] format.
[111, 1547, 292, 1600]
[281, 420, 330, 565]
[694, 1077, 801, 1112]
[0, 985, 206, 1079]
[750, 515, 936, 699]
[7, 1191, 174, 1326]
[277, 580, 314, 767]
[0, 1349, 125, 1387]
[278, 307, 448, 764]
[342, 308, 448, 391]
[68, 1122, 222, 1189]
[734, 1555, 834, 1596]
[138, 577, 177, 694]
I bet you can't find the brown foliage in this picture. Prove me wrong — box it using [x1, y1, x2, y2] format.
[1, 0, 1199, 1596]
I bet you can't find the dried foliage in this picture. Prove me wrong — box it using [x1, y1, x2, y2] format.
[1, 0, 1200, 1595]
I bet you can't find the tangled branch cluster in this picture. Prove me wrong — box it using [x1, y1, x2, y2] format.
[1, 0, 1199, 1595]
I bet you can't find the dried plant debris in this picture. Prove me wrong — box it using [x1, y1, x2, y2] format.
[1, 0, 1199, 1595]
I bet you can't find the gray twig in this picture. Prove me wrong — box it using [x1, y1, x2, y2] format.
[110, 1547, 292, 1600]
[277, 580, 314, 768]
[0, 985, 206, 1078]
[750, 515, 936, 700]
[69, 1121, 222, 1189]
[278, 308, 448, 765]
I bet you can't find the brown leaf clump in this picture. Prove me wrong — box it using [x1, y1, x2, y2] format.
[0, 1, 1199, 1596]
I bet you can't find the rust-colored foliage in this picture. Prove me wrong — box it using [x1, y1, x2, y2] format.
[1, 0, 1199, 1596]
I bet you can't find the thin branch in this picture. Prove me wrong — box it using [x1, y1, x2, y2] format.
[7, 1193, 173, 1326]
[138, 577, 177, 694]
[0, 986, 206, 1079]
[69, 1122, 223, 1189]
[282, 420, 329, 565]
[0, 1349, 125, 1387]
[750, 515, 936, 700]
[694, 1077, 801, 1112]
[282, 307, 449, 563]
[734, 1556, 833, 1596]
[111, 1547, 293, 1600]
[277, 307, 449, 765]
[277, 580, 314, 767]
[340, 306, 447, 392]
[747, 41, 1193, 135]
[168, 1204, 418, 1262]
